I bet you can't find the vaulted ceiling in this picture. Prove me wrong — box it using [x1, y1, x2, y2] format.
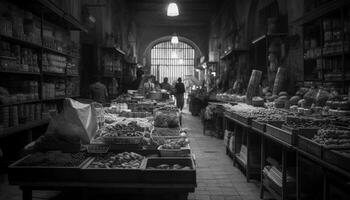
[129, 0, 222, 27]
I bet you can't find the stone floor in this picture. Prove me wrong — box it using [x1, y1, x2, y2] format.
[183, 110, 261, 200]
[0, 109, 262, 200]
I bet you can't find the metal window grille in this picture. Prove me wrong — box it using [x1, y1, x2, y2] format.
[151, 41, 195, 84]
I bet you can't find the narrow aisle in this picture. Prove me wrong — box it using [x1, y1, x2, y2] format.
[182, 111, 260, 200]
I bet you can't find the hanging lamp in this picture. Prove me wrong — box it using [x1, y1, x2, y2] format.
[171, 33, 179, 44]
[167, 2, 179, 17]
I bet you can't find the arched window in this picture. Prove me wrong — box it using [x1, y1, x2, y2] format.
[151, 41, 195, 84]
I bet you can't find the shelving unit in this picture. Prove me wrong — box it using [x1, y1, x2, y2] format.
[250, 33, 287, 87]
[225, 114, 261, 182]
[260, 130, 296, 200]
[0, 0, 85, 137]
[100, 45, 126, 98]
[295, 0, 350, 94]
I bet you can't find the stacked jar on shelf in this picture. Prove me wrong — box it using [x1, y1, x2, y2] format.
[0, 41, 39, 73]
[42, 53, 66, 73]
[323, 17, 344, 81]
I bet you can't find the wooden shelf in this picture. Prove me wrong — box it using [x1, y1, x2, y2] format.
[7, 0, 87, 32]
[0, 119, 50, 139]
[220, 48, 248, 60]
[251, 33, 288, 44]
[43, 46, 79, 58]
[0, 34, 78, 59]
[0, 55, 17, 60]
[0, 34, 42, 49]
[42, 97, 65, 101]
[294, 0, 350, 25]
[0, 71, 40, 75]
[0, 99, 41, 108]
[66, 73, 80, 77]
[42, 71, 66, 77]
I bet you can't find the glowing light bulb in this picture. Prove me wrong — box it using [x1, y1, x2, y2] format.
[171, 35, 179, 44]
[167, 3, 179, 17]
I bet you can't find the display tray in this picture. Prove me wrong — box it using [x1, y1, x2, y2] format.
[142, 157, 196, 184]
[252, 120, 284, 133]
[101, 136, 143, 145]
[297, 131, 348, 159]
[158, 144, 191, 157]
[151, 136, 183, 145]
[81, 157, 144, 183]
[297, 132, 323, 158]
[323, 149, 350, 173]
[231, 112, 252, 126]
[266, 124, 296, 145]
[266, 124, 318, 146]
[8, 155, 91, 183]
[151, 127, 181, 137]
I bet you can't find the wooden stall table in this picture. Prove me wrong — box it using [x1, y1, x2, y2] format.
[224, 112, 260, 182]
[16, 182, 195, 200]
[296, 149, 350, 200]
[260, 127, 296, 200]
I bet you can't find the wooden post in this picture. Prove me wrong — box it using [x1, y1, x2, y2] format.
[260, 135, 266, 199]
[246, 127, 250, 182]
[246, 70, 262, 105]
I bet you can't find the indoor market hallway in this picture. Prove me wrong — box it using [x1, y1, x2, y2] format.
[182, 110, 261, 200]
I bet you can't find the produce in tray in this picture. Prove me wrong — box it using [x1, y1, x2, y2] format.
[154, 112, 179, 128]
[226, 103, 292, 121]
[88, 152, 144, 169]
[97, 121, 144, 137]
[147, 164, 191, 170]
[312, 129, 350, 147]
[284, 116, 331, 129]
[155, 105, 179, 112]
[104, 113, 119, 124]
[18, 151, 88, 167]
[159, 138, 189, 149]
[151, 128, 180, 136]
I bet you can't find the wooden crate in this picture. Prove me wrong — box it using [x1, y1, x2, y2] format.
[81, 157, 143, 183]
[266, 124, 296, 145]
[323, 149, 350, 173]
[142, 157, 196, 184]
[298, 132, 323, 158]
[232, 112, 252, 126]
[8, 155, 91, 183]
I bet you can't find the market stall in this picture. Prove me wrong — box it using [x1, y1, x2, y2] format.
[203, 66, 350, 200]
[8, 96, 196, 200]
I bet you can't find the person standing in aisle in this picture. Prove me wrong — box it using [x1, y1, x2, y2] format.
[89, 75, 108, 103]
[175, 77, 185, 111]
[160, 77, 173, 93]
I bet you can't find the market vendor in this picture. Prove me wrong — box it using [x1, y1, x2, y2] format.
[144, 76, 155, 96]
[160, 77, 173, 93]
[175, 77, 185, 111]
[89, 75, 108, 103]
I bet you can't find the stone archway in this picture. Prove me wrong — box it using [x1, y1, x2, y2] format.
[142, 36, 202, 74]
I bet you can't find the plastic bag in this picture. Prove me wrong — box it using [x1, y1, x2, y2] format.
[64, 98, 98, 143]
[32, 98, 98, 152]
